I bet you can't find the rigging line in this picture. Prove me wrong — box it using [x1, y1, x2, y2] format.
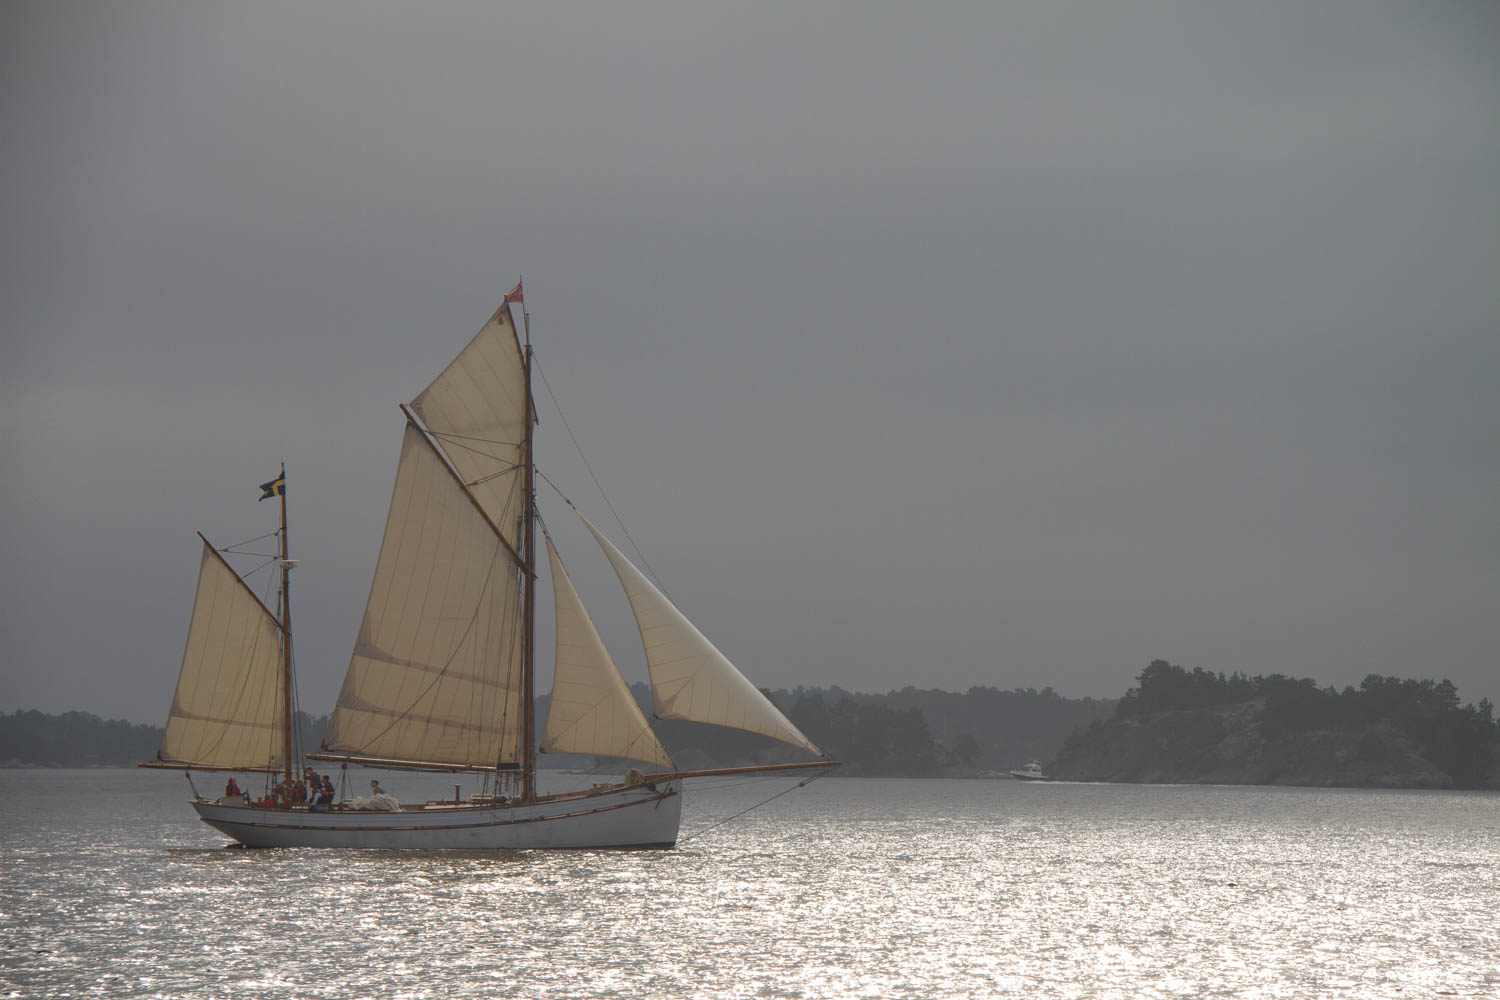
[487, 556, 523, 775]
[677, 770, 811, 794]
[531, 351, 670, 596]
[534, 506, 563, 548]
[227, 555, 279, 582]
[535, 469, 575, 510]
[432, 434, 521, 469]
[466, 464, 524, 488]
[677, 768, 837, 844]
[260, 563, 278, 616]
[425, 428, 525, 448]
[222, 549, 280, 561]
[220, 529, 281, 551]
[289, 633, 305, 771]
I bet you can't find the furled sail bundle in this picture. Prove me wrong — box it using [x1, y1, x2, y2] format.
[541, 536, 674, 769]
[154, 536, 287, 771]
[321, 423, 525, 770]
[580, 514, 822, 756]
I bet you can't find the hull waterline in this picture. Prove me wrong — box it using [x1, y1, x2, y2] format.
[192, 783, 681, 849]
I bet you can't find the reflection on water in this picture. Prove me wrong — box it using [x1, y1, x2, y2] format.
[2, 770, 1497, 999]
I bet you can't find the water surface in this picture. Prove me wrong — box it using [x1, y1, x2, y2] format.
[2, 770, 1496, 998]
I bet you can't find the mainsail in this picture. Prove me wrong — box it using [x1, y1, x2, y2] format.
[541, 536, 674, 768]
[155, 535, 287, 771]
[321, 423, 525, 769]
[579, 515, 823, 757]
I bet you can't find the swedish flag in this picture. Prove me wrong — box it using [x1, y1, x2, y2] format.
[258, 471, 286, 501]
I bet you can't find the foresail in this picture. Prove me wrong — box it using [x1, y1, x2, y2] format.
[156, 537, 286, 770]
[408, 302, 529, 554]
[322, 423, 525, 769]
[542, 537, 673, 768]
[579, 514, 823, 757]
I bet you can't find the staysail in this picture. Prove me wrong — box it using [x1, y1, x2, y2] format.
[321, 423, 525, 770]
[408, 302, 529, 551]
[579, 515, 823, 756]
[154, 535, 287, 771]
[541, 536, 674, 768]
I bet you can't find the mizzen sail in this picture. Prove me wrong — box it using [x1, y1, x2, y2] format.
[155, 536, 287, 770]
[579, 515, 822, 757]
[542, 536, 674, 768]
[321, 423, 525, 769]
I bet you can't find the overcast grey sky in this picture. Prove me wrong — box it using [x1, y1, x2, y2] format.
[3, 1, 1496, 725]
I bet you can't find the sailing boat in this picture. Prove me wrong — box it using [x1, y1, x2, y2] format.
[142, 286, 836, 848]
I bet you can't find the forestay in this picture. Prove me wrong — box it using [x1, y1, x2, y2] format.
[541, 537, 674, 768]
[322, 424, 525, 769]
[155, 537, 287, 770]
[580, 515, 822, 757]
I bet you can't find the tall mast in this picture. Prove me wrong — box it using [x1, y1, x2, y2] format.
[277, 462, 294, 785]
[520, 287, 537, 802]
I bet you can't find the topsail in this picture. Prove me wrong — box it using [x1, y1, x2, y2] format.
[408, 302, 530, 553]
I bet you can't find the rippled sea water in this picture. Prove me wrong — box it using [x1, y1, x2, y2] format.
[2, 769, 1497, 999]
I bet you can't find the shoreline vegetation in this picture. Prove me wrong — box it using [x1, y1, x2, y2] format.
[1051, 661, 1500, 790]
[7, 664, 1497, 789]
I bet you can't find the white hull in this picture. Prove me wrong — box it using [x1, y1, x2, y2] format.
[192, 782, 681, 849]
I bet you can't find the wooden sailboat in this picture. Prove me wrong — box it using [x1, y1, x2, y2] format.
[142, 286, 836, 848]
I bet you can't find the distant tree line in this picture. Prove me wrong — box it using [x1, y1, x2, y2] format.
[0, 710, 331, 768]
[626, 683, 1115, 777]
[1115, 660, 1500, 786]
[1, 710, 162, 767]
[6, 686, 1114, 777]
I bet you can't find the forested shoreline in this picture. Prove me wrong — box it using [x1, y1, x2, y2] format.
[11, 664, 1495, 788]
[1052, 661, 1500, 789]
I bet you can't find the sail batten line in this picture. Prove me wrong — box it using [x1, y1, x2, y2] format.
[346, 642, 516, 690]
